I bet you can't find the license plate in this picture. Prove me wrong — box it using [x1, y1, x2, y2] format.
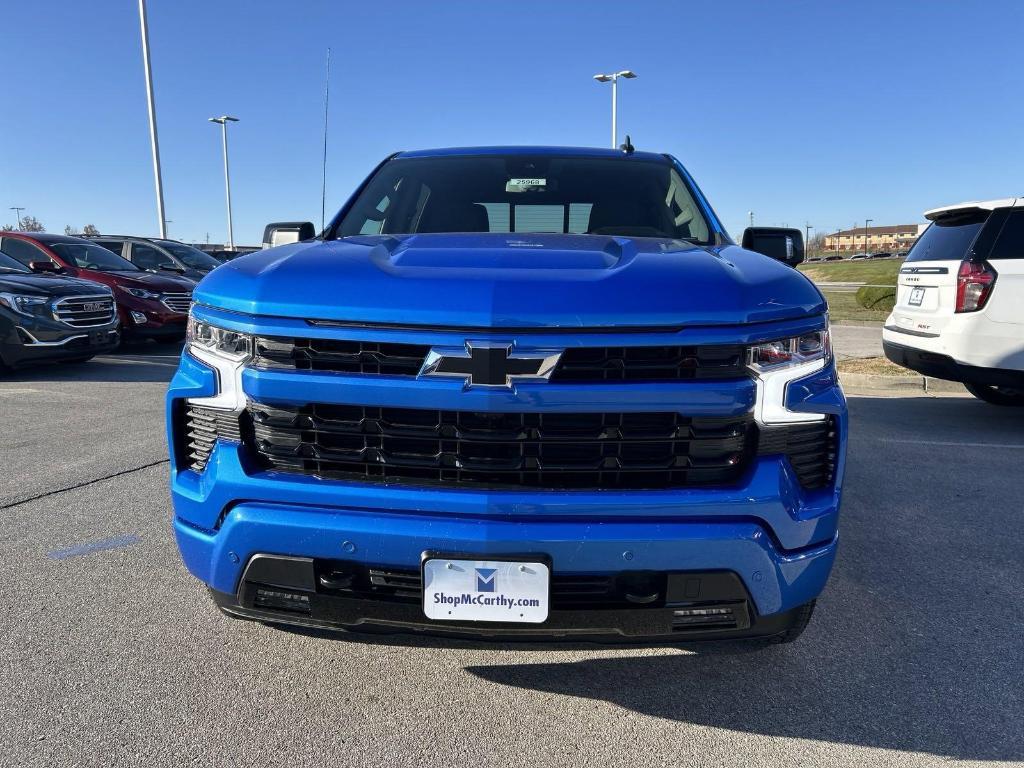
[82, 302, 104, 312]
[908, 287, 926, 306]
[422, 557, 550, 623]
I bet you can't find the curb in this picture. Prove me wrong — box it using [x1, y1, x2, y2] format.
[838, 371, 967, 395]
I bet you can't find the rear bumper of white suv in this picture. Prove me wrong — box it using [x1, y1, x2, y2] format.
[883, 338, 1024, 388]
[883, 309, 1024, 375]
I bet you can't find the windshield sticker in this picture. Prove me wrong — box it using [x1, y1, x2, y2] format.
[506, 178, 547, 193]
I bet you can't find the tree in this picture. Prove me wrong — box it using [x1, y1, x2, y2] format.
[64, 225, 79, 236]
[82, 224, 100, 237]
[18, 215, 45, 232]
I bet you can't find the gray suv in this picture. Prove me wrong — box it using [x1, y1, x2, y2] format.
[91, 236, 222, 283]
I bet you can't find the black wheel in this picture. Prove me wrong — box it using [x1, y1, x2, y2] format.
[59, 355, 95, 365]
[964, 383, 1024, 406]
[767, 599, 816, 644]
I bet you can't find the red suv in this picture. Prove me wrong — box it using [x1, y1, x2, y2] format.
[0, 233, 195, 340]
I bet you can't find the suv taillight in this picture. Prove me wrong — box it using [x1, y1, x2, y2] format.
[955, 260, 997, 313]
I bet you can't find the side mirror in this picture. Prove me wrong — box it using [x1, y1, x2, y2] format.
[29, 260, 61, 273]
[263, 221, 316, 249]
[741, 227, 805, 267]
[159, 262, 185, 273]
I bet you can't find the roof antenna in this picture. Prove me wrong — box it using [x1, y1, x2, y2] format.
[619, 135, 635, 154]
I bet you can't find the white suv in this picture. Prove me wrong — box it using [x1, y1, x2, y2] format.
[883, 198, 1024, 405]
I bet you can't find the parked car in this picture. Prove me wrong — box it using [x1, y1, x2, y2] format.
[883, 198, 1024, 405]
[849, 252, 871, 260]
[823, 254, 843, 261]
[868, 251, 892, 259]
[205, 248, 259, 263]
[0, 249, 119, 368]
[90, 236, 222, 282]
[166, 146, 847, 645]
[0, 233, 194, 341]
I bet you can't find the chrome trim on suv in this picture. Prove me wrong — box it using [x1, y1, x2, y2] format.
[51, 294, 116, 328]
[161, 292, 193, 313]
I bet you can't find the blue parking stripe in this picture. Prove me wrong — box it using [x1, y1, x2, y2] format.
[47, 534, 141, 560]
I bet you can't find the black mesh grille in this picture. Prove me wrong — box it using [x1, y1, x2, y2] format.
[757, 417, 838, 489]
[181, 405, 242, 472]
[551, 345, 746, 381]
[254, 337, 430, 376]
[246, 402, 755, 490]
[251, 337, 748, 382]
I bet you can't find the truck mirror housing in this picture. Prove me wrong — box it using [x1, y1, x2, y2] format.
[741, 227, 805, 267]
[263, 222, 317, 249]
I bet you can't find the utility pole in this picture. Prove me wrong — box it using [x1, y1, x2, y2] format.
[805, 223, 813, 255]
[9, 207, 25, 229]
[209, 116, 239, 250]
[748, 211, 754, 228]
[864, 218, 873, 255]
[137, 0, 167, 239]
[593, 70, 637, 148]
[321, 48, 331, 233]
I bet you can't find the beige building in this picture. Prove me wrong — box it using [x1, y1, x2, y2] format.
[824, 224, 925, 253]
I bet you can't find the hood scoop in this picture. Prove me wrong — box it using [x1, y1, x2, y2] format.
[369, 233, 634, 274]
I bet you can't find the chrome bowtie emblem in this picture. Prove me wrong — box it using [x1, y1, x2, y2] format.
[419, 342, 562, 388]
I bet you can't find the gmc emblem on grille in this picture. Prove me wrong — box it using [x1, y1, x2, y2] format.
[419, 342, 562, 388]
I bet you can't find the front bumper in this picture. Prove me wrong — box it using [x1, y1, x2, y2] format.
[167, 309, 846, 641]
[0, 313, 119, 367]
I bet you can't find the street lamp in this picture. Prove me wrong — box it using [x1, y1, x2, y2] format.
[10, 207, 24, 229]
[864, 218, 873, 256]
[748, 211, 754, 228]
[593, 70, 637, 149]
[209, 116, 239, 251]
[137, 0, 167, 239]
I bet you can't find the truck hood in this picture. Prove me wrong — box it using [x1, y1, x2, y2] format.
[195, 234, 825, 328]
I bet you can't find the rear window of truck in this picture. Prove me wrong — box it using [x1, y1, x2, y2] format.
[906, 212, 987, 262]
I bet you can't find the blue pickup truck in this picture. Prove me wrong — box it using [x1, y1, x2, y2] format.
[167, 146, 846, 643]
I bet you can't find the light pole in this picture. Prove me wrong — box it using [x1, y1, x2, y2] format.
[805, 223, 813, 256]
[593, 70, 637, 148]
[137, 0, 166, 239]
[10, 207, 24, 229]
[748, 211, 754, 228]
[209, 116, 239, 251]
[864, 218, 873, 256]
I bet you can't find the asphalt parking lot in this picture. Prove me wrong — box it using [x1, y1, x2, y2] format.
[1, 344, 1022, 767]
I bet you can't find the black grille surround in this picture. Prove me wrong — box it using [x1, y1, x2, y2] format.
[758, 417, 838, 490]
[247, 402, 755, 490]
[252, 336, 749, 383]
[179, 403, 838, 492]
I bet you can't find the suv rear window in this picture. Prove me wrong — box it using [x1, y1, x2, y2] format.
[906, 212, 987, 262]
[988, 209, 1024, 260]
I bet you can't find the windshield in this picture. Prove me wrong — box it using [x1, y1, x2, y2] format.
[0, 251, 30, 273]
[49, 242, 141, 272]
[156, 241, 221, 270]
[335, 155, 712, 242]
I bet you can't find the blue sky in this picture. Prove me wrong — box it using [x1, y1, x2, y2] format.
[3, 1, 1022, 245]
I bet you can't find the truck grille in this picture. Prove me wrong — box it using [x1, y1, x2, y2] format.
[246, 402, 755, 490]
[550, 345, 746, 381]
[252, 336, 748, 382]
[161, 292, 192, 313]
[254, 337, 430, 375]
[180, 405, 242, 471]
[51, 295, 116, 328]
[757, 417, 838, 489]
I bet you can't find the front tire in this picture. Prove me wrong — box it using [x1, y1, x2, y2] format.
[964, 383, 1024, 406]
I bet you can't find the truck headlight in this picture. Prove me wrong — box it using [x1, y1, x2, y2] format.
[747, 325, 832, 425]
[747, 329, 830, 373]
[186, 316, 252, 362]
[0, 293, 49, 316]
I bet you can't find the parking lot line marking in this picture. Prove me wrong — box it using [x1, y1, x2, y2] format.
[47, 534, 141, 560]
[0, 388, 43, 395]
[877, 438, 1024, 450]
